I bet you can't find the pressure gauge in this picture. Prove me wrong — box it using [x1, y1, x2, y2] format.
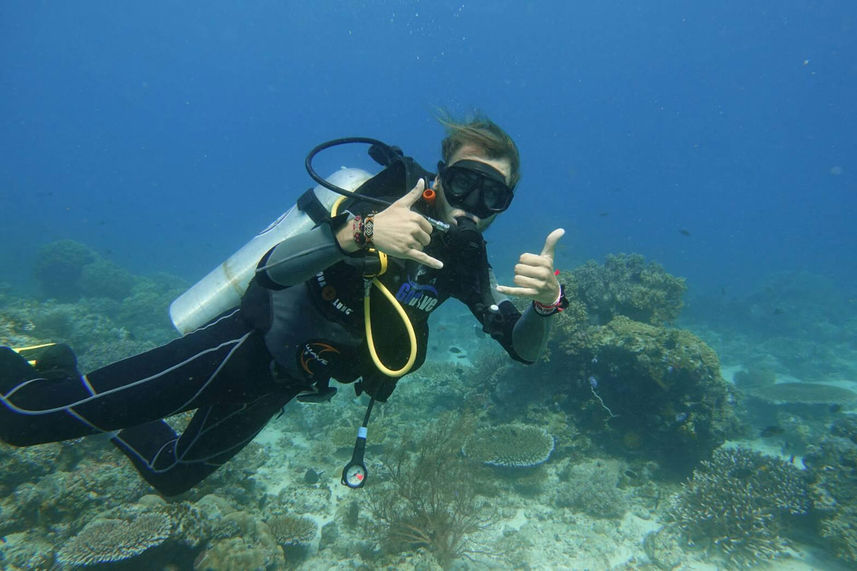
[342, 461, 367, 489]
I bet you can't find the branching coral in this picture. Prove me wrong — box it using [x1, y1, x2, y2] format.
[668, 447, 809, 567]
[366, 413, 495, 567]
[266, 514, 317, 546]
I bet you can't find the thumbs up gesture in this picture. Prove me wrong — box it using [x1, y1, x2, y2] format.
[496, 229, 565, 304]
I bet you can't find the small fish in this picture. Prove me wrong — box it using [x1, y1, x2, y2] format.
[303, 468, 322, 485]
[679, 228, 691, 237]
[773, 308, 784, 315]
[830, 404, 842, 413]
[456, 354, 467, 359]
[760, 425, 785, 438]
[449, 346, 462, 354]
[599, 211, 610, 217]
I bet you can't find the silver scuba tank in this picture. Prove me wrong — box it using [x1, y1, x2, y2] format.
[169, 167, 373, 335]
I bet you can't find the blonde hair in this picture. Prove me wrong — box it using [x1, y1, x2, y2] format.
[437, 111, 521, 188]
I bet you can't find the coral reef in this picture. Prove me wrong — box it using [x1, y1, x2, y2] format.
[31, 239, 146, 303]
[467, 255, 739, 474]
[78, 257, 137, 301]
[567, 253, 686, 326]
[746, 382, 857, 405]
[555, 459, 628, 519]
[33, 239, 96, 301]
[0, 440, 66, 494]
[462, 424, 555, 467]
[193, 509, 285, 570]
[733, 364, 777, 388]
[365, 413, 495, 567]
[668, 446, 810, 567]
[266, 514, 317, 546]
[0, 441, 150, 539]
[643, 526, 687, 570]
[0, 434, 283, 568]
[4, 238, 852, 568]
[56, 513, 172, 566]
[547, 314, 739, 472]
[803, 415, 857, 563]
[0, 276, 183, 371]
[682, 270, 857, 382]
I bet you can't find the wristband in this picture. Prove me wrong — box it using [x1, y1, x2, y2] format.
[532, 284, 569, 317]
[363, 215, 375, 244]
[352, 215, 374, 249]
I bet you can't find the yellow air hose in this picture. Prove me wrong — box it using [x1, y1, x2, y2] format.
[364, 277, 418, 377]
[330, 195, 418, 378]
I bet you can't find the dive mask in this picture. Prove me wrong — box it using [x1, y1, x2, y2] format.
[437, 159, 514, 218]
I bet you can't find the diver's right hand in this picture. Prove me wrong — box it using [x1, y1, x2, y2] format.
[347, 179, 443, 269]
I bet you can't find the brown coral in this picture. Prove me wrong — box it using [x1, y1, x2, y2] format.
[566, 253, 686, 325]
[266, 514, 317, 546]
[366, 413, 495, 567]
[548, 315, 739, 472]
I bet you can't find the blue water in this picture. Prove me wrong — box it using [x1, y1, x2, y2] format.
[1, 1, 855, 299]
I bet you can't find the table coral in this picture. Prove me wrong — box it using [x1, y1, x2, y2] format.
[462, 424, 555, 467]
[56, 513, 171, 566]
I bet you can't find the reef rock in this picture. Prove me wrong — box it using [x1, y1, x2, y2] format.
[549, 315, 739, 472]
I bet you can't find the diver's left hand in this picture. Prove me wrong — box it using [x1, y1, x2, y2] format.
[496, 228, 564, 304]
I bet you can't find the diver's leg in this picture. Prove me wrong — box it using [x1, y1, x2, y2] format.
[0, 309, 272, 446]
[111, 390, 296, 496]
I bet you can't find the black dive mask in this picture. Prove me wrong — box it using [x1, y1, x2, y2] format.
[437, 160, 514, 219]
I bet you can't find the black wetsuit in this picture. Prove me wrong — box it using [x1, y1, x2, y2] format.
[0, 165, 548, 496]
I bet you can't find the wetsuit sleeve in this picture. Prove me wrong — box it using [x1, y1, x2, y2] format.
[510, 300, 553, 364]
[254, 221, 350, 288]
[473, 269, 551, 365]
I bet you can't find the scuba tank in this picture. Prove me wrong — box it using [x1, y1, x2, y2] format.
[170, 138, 448, 335]
[169, 167, 372, 335]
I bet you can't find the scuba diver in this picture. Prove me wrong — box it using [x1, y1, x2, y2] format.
[0, 115, 566, 496]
